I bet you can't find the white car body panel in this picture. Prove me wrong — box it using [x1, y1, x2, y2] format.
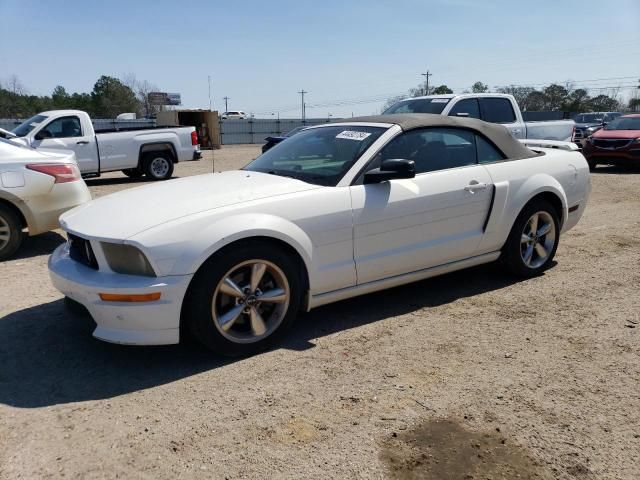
[10, 110, 200, 175]
[48, 120, 590, 346]
[0, 139, 91, 236]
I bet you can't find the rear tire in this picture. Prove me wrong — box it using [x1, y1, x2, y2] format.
[183, 241, 302, 356]
[122, 168, 144, 179]
[0, 204, 24, 261]
[502, 199, 560, 278]
[586, 157, 597, 171]
[143, 152, 174, 180]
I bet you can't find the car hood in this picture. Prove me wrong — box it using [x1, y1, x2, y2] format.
[592, 129, 640, 139]
[60, 170, 321, 241]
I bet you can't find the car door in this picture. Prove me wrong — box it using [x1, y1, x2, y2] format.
[350, 127, 494, 284]
[32, 115, 99, 173]
[479, 97, 524, 139]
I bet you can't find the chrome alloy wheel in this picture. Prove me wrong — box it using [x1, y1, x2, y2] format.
[212, 260, 290, 343]
[0, 215, 10, 251]
[520, 211, 556, 269]
[150, 156, 170, 178]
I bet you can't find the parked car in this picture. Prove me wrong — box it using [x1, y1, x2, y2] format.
[221, 111, 248, 119]
[384, 93, 575, 142]
[7, 110, 201, 180]
[262, 126, 309, 153]
[0, 138, 91, 260]
[572, 112, 623, 147]
[49, 114, 590, 356]
[582, 114, 640, 170]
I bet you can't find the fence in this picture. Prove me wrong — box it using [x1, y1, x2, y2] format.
[219, 118, 339, 144]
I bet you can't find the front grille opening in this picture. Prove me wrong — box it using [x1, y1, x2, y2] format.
[68, 234, 99, 270]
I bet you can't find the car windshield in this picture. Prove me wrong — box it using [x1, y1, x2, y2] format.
[245, 125, 386, 186]
[573, 114, 603, 123]
[11, 114, 48, 137]
[383, 98, 450, 114]
[604, 117, 640, 130]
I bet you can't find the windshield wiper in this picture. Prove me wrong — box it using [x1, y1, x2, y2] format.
[267, 170, 297, 179]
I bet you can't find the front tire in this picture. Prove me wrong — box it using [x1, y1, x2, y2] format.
[183, 242, 302, 356]
[502, 199, 560, 278]
[586, 157, 597, 171]
[0, 204, 24, 261]
[143, 152, 174, 180]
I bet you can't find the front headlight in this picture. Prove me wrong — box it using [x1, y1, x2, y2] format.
[101, 242, 156, 277]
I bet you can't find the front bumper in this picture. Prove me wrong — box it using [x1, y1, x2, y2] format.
[583, 145, 640, 164]
[49, 242, 193, 345]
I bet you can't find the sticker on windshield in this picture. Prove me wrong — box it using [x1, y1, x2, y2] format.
[336, 131, 371, 141]
[430, 98, 449, 103]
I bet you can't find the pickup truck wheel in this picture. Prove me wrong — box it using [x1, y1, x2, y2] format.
[0, 204, 24, 261]
[122, 168, 144, 179]
[183, 243, 302, 357]
[143, 152, 174, 180]
[502, 200, 559, 278]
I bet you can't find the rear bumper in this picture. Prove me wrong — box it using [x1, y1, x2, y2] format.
[49, 243, 192, 345]
[27, 180, 92, 236]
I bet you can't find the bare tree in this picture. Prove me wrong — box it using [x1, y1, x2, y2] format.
[120, 73, 159, 117]
[6, 74, 26, 95]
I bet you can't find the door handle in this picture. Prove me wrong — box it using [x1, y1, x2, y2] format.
[511, 129, 522, 134]
[464, 182, 488, 193]
[76, 140, 89, 145]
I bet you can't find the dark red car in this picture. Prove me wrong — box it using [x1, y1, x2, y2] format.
[583, 114, 640, 170]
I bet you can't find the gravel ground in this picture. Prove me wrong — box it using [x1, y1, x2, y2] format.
[1, 145, 639, 479]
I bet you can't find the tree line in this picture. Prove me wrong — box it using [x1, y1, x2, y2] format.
[384, 79, 640, 113]
[0, 74, 160, 119]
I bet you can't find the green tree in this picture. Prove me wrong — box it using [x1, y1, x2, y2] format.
[91, 75, 140, 117]
[523, 90, 547, 111]
[432, 85, 453, 94]
[471, 81, 489, 93]
[629, 98, 640, 112]
[589, 94, 619, 112]
[51, 85, 70, 109]
[541, 84, 569, 110]
[562, 88, 591, 113]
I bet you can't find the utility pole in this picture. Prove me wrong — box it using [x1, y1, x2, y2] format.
[422, 71, 433, 96]
[208, 76, 213, 111]
[299, 90, 307, 122]
[223, 96, 230, 113]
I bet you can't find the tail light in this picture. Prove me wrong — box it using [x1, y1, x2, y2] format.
[191, 130, 199, 146]
[27, 163, 81, 183]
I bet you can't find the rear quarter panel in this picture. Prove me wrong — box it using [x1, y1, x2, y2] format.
[477, 149, 589, 254]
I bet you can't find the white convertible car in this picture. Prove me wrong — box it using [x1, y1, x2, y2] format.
[49, 114, 590, 355]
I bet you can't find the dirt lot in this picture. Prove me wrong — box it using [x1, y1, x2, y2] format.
[1, 145, 639, 479]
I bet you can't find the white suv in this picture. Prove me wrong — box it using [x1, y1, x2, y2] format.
[0, 138, 91, 259]
[221, 111, 248, 119]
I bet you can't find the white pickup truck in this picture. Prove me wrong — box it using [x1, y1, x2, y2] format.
[384, 93, 575, 142]
[6, 110, 201, 180]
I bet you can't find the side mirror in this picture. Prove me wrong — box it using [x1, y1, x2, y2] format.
[35, 130, 52, 140]
[364, 159, 415, 184]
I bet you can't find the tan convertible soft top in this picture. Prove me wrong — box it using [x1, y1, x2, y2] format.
[347, 113, 538, 160]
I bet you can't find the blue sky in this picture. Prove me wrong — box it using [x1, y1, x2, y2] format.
[1, 0, 639, 117]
